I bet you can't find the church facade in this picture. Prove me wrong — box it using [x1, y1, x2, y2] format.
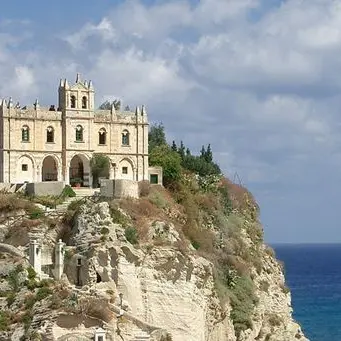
[0, 74, 149, 187]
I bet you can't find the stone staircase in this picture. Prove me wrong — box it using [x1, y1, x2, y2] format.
[44, 187, 100, 214]
[132, 330, 151, 341]
[73, 187, 99, 198]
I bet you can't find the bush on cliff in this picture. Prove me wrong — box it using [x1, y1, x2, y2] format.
[108, 123, 264, 339]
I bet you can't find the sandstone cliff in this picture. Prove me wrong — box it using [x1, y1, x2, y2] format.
[0, 179, 309, 341]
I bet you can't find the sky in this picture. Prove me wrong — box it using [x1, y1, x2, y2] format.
[1, 0, 341, 243]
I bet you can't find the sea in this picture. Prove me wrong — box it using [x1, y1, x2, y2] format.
[273, 244, 341, 341]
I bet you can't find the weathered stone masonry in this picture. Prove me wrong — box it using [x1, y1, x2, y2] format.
[0, 74, 149, 186]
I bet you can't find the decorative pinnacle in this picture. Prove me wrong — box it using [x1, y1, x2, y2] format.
[34, 99, 39, 109]
[76, 73, 81, 83]
[7, 97, 13, 108]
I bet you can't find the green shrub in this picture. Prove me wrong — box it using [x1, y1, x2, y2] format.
[149, 144, 182, 186]
[21, 311, 33, 331]
[24, 295, 36, 310]
[61, 185, 76, 198]
[67, 199, 83, 212]
[125, 226, 138, 244]
[27, 206, 44, 220]
[218, 185, 233, 216]
[6, 291, 16, 307]
[27, 267, 36, 281]
[228, 276, 258, 337]
[7, 264, 24, 292]
[100, 227, 109, 235]
[149, 191, 168, 209]
[110, 206, 129, 227]
[35, 287, 53, 301]
[0, 311, 10, 331]
[90, 154, 110, 188]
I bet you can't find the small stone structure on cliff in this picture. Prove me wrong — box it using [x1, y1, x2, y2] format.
[28, 238, 65, 280]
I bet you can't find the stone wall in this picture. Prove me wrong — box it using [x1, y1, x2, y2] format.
[100, 179, 139, 199]
[0, 74, 149, 184]
[26, 181, 64, 196]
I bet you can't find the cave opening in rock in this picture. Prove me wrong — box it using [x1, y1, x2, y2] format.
[96, 272, 102, 283]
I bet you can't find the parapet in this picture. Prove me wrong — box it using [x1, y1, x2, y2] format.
[0, 99, 62, 120]
[100, 179, 139, 199]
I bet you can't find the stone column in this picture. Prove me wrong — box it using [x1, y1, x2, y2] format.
[94, 327, 106, 341]
[54, 239, 65, 280]
[65, 160, 70, 185]
[36, 165, 41, 183]
[57, 161, 62, 182]
[29, 239, 41, 278]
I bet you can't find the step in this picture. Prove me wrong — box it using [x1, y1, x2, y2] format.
[132, 330, 151, 340]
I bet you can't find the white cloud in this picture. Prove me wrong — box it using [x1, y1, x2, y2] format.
[2, 0, 341, 241]
[64, 18, 117, 49]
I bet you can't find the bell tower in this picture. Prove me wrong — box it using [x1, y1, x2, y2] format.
[58, 73, 95, 111]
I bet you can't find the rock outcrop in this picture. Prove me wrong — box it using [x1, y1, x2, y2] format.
[0, 196, 309, 341]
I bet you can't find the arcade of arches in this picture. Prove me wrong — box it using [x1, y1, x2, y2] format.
[42, 156, 58, 181]
[39, 153, 138, 187]
[69, 154, 91, 187]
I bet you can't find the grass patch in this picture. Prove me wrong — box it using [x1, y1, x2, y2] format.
[0, 311, 10, 331]
[228, 276, 258, 337]
[125, 226, 138, 244]
[109, 203, 129, 227]
[148, 191, 168, 209]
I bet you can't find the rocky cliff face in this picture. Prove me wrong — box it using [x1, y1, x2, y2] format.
[61, 200, 307, 341]
[0, 186, 309, 341]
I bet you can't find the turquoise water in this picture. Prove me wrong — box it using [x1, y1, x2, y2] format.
[274, 244, 341, 341]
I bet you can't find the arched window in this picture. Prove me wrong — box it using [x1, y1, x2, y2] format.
[21, 125, 29, 142]
[76, 125, 83, 142]
[70, 95, 76, 108]
[98, 128, 106, 145]
[82, 96, 87, 109]
[46, 126, 54, 143]
[122, 130, 129, 146]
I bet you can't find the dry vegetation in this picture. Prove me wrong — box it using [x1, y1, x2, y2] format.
[112, 173, 265, 337]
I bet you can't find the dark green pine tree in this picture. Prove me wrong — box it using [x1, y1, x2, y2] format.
[178, 141, 185, 160]
[186, 147, 191, 156]
[200, 145, 206, 159]
[205, 143, 213, 163]
[171, 140, 177, 152]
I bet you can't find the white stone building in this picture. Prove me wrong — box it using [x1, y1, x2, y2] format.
[0, 74, 150, 187]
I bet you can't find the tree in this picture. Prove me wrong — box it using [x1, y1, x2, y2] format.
[149, 145, 182, 186]
[171, 140, 177, 152]
[149, 123, 167, 153]
[178, 141, 185, 160]
[200, 145, 206, 159]
[99, 100, 111, 110]
[205, 144, 213, 163]
[90, 154, 110, 188]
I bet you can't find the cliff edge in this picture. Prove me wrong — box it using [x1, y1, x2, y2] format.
[0, 175, 308, 341]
